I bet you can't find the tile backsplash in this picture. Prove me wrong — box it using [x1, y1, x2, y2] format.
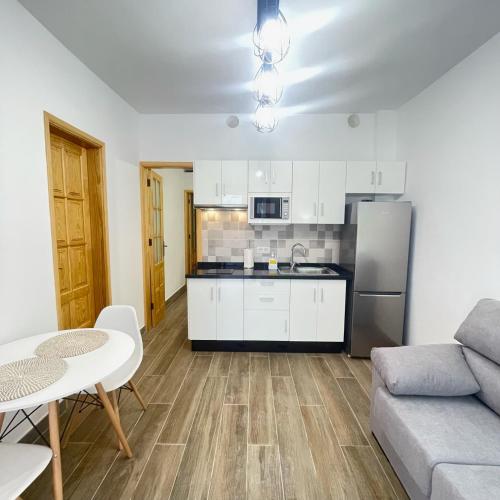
[200, 210, 341, 263]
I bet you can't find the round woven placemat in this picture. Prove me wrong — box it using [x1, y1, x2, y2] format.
[0, 357, 67, 402]
[35, 330, 109, 358]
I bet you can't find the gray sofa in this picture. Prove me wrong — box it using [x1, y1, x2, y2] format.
[370, 299, 500, 500]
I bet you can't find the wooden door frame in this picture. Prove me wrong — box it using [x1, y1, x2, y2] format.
[140, 161, 193, 332]
[184, 190, 194, 275]
[44, 111, 112, 329]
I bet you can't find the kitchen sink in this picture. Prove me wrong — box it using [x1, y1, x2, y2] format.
[278, 266, 338, 276]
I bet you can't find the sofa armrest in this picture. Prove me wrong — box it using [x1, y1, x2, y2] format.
[371, 344, 480, 396]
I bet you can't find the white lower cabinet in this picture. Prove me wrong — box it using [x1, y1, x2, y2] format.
[244, 310, 289, 341]
[216, 279, 244, 340]
[290, 280, 346, 342]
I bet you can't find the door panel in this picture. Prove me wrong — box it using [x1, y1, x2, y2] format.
[350, 292, 406, 357]
[317, 281, 346, 342]
[49, 134, 95, 329]
[187, 279, 217, 340]
[149, 170, 166, 327]
[318, 161, 346, 224]
[290, 280, 318, 341]
[292, 161, 319, 224]
[217, 279, 244, 340]
[194, 160, 221, 205]
[244, 309, 289, 341]
[270, 161, 292, 192]
[346, 161, 376, 194]
[248, 160, 270, 192]
[376, 161, 407, 194]
[221, 160, 248, 205]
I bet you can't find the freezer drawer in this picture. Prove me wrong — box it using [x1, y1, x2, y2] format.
[349, 292, 406, 357]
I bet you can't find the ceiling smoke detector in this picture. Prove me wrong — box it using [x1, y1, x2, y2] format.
[226, 115, 239, 128]
[347, 114, 360, 128]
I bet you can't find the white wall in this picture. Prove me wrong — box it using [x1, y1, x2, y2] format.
[398, 33, 500, 345]
[154, 169, 193, 300]
[140, 113, 376, 160]
[0, 0, 142, 440]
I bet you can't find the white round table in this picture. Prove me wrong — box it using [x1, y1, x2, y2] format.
[0, 328, 135, 500]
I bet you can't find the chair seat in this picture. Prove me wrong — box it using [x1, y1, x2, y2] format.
[0, 443, 52, 500]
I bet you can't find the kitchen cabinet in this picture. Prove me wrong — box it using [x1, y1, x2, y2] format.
[289, 280, 346, 342]
[292, 161, 346, 224]
[248, 160, 292, 193]
[244, 310, 289, 341]
[194, 160, 248, 206]
[187, 278, 243, 340]
[346, 161, 406, 194]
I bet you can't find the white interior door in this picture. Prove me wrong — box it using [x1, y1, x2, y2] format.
[217, 279, 244, 340]
[317, 280, 346, 342]
[248, 160, 270, 192]
[375, 161, 407, 194]
[289, 280, 318, 341]
[187, 278, 217, 340]
[346, 161, 376, 194]
[270, 161, 293, 192]
[194, 160, 221, 205]
[221, 160, 248, 205]
[292, 161, 319, 224]
[318, 161, 346, 224]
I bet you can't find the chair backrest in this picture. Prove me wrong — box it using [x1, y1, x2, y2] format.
[95, 305, 143, 359]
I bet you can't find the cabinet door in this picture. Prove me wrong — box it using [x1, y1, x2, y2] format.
[292, 161, 319, 224]
[217, 279, 244, 340]
[346, 161, 376, 194]
[318, 161, 346, 224]
[187, 278, 217, 340]
[317, 280, 346, 342]
[375, 161, 406, 194]
[289, 280, 318, 341]
[244, 309, 289, 341]
[270, 161, 293, 192]
[221, 160, 248, 205]
[248, 160, 270, 192]
[194, 160, 221, 205]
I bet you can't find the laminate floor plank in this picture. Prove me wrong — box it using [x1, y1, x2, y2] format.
[287, 354, 323, 405]
[247, 444, 284, 500]
[208, 404, 248, 500]
[93, 404, 171, 500]
[225, 352, 250, 405]
[324, 353, 354, 378]
[158, 356, 212, 444]
[170, 377, 227, 500]
[308, 356, 367, 446]
[342, 445, 398, 500]
[133, 444, 184, 500]
[249, 356, 276, 445]
[208, 351, 233, 377]
[343, 354, 372, 396]
[271, 376, 323, 500]
[270, 353, 291, 376]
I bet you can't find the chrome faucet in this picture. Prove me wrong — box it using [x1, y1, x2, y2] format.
[290, 243, 306, 271]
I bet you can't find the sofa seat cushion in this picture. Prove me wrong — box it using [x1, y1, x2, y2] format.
[372, 388, 500, 497]
[431, 464, 500, 500]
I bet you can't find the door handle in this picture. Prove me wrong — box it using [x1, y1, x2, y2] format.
[259, 297, 274, 302]
[313, 202, 317, 217]
[358, 293, 402, 298]
[378, 171, 382, 186]
[215, 183, 219, 197]
[210, 287, 214, 301]
[371, 171, 375, 185]
[320, 202, 324, 217]
[260, 281, 274, 286]
[264, 171, 269, 185]
[313, 288, 317, 303]
[272, 167, 276, 184]
[321, 288, 324, 302]
[223, 183, 226, 196]
[284, 319, 288, 334]
[218, 287, 221, 302]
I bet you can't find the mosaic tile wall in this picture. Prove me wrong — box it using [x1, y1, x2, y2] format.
[200, 210, 342, 263]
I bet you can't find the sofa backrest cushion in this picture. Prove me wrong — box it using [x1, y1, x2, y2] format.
[463, 347, 500, 416]
[371, 344, 480, 396]
[455, 299, 500, 365]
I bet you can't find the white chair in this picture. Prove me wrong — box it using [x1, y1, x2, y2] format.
[62, 305, 146, 446]
[0, 443, 52, 499]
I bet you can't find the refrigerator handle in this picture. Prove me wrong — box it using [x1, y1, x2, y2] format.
[358, 293, 403, 297]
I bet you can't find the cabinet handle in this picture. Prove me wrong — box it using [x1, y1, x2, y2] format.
[222, 183, 226, 196]
[259, 296, 274, 302]
[313, 288, 317, 303]
[320, 202, 324, 217]
[260, 281, 274, 287]
[371, 171, 375, 185]
[284, 320, 288, 334]
[265, 171, 269, 185]
[272, 166, 276, 184]
[218, 287, 221, 302]
[313, 202, 317, 216]
[215, 183, 219, 196]
[210, 287, 214, 301]
[378, 171, 382, 186]
[321, 288, 324, 302]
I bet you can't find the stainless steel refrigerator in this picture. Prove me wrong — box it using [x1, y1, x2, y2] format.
[340, 201, 412, 357]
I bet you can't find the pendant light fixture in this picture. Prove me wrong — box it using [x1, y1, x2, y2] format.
[252, 0, 290, 133]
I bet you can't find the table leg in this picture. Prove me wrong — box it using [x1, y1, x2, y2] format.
[95, 383, 132, 458]
[0, 412, 5, 434]
[110, 390, 123, 451]
[48, 401, 63, 500]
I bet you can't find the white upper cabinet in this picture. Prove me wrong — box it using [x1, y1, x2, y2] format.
[270, 161, 292, 192]
[194, 160, 221, 205]
[292, 161, 319, 224]
[346, 161, 377, 194]
[248, 160, 292, 193]
[221, 160, 248, 205]
[318, 161, 346, 224]
[375, 161, 406, 194]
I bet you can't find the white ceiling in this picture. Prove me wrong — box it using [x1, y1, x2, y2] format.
[19, 0, 500, 114]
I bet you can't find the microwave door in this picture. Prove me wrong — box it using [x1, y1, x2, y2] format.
[255, 197, 281, 219]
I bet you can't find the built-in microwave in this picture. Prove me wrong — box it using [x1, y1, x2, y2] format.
[248, 193, 291, 224]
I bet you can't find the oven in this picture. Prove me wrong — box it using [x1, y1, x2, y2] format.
[248, 193, 291, 224]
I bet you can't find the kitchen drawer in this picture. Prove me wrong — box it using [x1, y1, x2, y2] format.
[244, 279, 290, 310]
[244, 310, 289, 341]
[244, 279, 290, 293]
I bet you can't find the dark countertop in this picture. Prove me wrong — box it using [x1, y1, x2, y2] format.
[186, 262, 352, 280]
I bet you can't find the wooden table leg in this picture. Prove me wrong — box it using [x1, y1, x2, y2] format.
[48, 401, 63, 500]
[110, 390, 123, 451]
[95, 383, 132, 458]
[0, 412, 5, 434]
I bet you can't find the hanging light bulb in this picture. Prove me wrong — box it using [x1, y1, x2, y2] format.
[253, 10, 290, 64]
[254, 103, 278, 133]
[254, 63, 283, 105]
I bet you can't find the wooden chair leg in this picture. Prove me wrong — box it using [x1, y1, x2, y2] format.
[48, 401, 63, 500]
[95, 383, 132, 458]
[0, 412, 5, 434]
[110, 390, 123, 451]
[61, 396, 80, 449]
[129, 380, 147, 411]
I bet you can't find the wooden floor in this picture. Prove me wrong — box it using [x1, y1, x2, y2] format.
[24, 292, 408, 499]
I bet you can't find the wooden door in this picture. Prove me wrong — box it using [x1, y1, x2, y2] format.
[184, 191, 197, 274]
[148, 170, 165, 326]
[50, 134, 95, 329]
